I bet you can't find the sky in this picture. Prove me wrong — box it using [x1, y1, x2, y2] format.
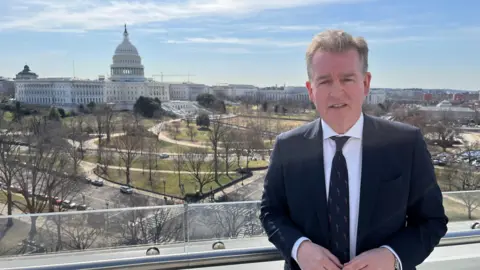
[1, 0, 480, 90]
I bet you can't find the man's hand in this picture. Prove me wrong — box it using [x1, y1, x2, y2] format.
[343, 247, 395, 270]
[297, 240, 342, 270]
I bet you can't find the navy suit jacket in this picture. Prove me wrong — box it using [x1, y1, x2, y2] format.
[259, 114, 448, 270]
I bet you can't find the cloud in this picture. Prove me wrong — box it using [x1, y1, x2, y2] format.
[166, 37, 307, 47]
[165, 33, 449, 49]
[216, 48, 252, 54]
[368, 35, 440, 44]
[254, 22, 407, 33]
[0, 0, 367, 32]
[135, 28, 168, 34]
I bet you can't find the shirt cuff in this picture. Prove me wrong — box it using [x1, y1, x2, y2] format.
[291, 237, 310, 263]
[381, 245, 403, 270]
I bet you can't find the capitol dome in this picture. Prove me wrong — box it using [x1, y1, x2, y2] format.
[114, 27, 139, 55]
[110, 24, 145, 82]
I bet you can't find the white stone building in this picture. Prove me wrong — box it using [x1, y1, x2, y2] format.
[14, 25, 169, 111]
[169, 83, 208, 101]
[365, 88, 387, 104]
[209, 84, 258, 100]
[418, 100, 475, 121]
[243, 86, 309, 103]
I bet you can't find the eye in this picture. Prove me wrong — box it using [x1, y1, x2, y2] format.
[318, 80, 332, 85]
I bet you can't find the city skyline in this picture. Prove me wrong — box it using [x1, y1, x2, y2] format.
[1, 0, 480, 90]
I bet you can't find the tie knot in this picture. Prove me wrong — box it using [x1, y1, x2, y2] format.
[331, 136, 350, 152]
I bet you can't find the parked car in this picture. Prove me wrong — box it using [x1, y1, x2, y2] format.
[159, 153, 169, 159]
[52, 197, 62, 205]
[61, 200, 77, 209]
[91, 179, 104, 187]
[77, 204, 88, 211]
[120, 185, 133, 194]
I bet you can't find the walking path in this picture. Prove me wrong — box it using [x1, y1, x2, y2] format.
[211, 170, 267, 201]
[80, 161, 184, 203]
[81, 160, 238, 174]
[67, 116, 270, 203]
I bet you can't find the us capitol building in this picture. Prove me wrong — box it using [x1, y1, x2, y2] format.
[13, 25, 311, 113]
[14, 25, 203, 112]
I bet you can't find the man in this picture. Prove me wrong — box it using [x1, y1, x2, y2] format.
[259, 30, 448, 270]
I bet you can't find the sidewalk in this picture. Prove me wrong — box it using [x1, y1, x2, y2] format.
[212, 170, 266, 200]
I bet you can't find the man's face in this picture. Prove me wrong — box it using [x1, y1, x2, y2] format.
[306, 49, 371, 132]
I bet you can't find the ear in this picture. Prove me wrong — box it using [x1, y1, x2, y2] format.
[363, 72, 372, 96]
[306, 81, 314, 101]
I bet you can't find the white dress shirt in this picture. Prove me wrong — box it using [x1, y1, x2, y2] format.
[291, 114, 402, 269]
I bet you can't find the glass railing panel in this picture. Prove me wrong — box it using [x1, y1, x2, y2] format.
[443, 190, 480, 232]
[0, 205, 186, 258]
[0, 192, 478, 259]
[185, 201, 266, 253]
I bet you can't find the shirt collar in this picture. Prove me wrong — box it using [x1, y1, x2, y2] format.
[321, 113, 364, 140]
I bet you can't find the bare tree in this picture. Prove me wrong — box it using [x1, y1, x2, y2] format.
[186, 125, 197, 142]
[16, 119, 80, 241]
[208, 119, 226, 183]
[115, 198, 183, 245]
[200, 203, 256, 238]
[61, 215, 103, 250]
[0, 118, 24, 227]
[220, 128, 236, 177]
[456, 167, 480, 219]
[424, 113, 455, 152]
[148, 208, 184, 244]
[172, 122, 181, 140]
[146, 132, 161, 190]
[438, 165, 458, 192]
[184, 147, 215, 195]
[114, 114, 144, 186]
[65, 115, 90, 159]
[459, 141, 479, 165]
[118, 209, 149, 245]
[98, 146, 113, 176]
[231, 130, 246, 168]
[64, 117, 88, 177]
[171, 144, 185, 193]
[93, 105, 115, 161]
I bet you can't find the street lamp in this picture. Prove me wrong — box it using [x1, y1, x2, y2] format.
[162, 179, 166, 194]
[82, 193, 85, 205]
[180, 183, 185, 196]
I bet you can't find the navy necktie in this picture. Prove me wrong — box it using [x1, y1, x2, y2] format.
[328, 136, 350, 264]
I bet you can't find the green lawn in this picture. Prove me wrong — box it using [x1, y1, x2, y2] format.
[102, 169, 235, 196]
[3, 111, 14, 122]
[0, 192, 28, 212]
[164, 121, 211, 143]
[164, 121, 275, 150]
[139, 118, 158, 129]
[443, 196, 480, 221]
[85, 154, 269, 171]
[97, 135, 196, 153]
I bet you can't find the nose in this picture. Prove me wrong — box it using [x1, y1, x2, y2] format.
[329, 78, 345, 97]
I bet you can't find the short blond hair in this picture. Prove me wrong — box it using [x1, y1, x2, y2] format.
[306, 29, 369, 80]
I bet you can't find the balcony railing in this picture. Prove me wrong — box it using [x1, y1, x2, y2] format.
[0, 191, 480, 269]
[3, 230, 480, 270]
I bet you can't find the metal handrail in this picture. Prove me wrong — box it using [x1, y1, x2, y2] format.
[7, 229, 480, 270]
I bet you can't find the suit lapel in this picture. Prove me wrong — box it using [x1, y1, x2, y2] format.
[304, 119, 329, 239]
[356, 115, 382, 252]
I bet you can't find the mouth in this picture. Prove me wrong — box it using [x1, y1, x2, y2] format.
[328, 104, 347, 109]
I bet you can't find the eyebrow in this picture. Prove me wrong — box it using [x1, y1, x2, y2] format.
[315, 72, 356, 82]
